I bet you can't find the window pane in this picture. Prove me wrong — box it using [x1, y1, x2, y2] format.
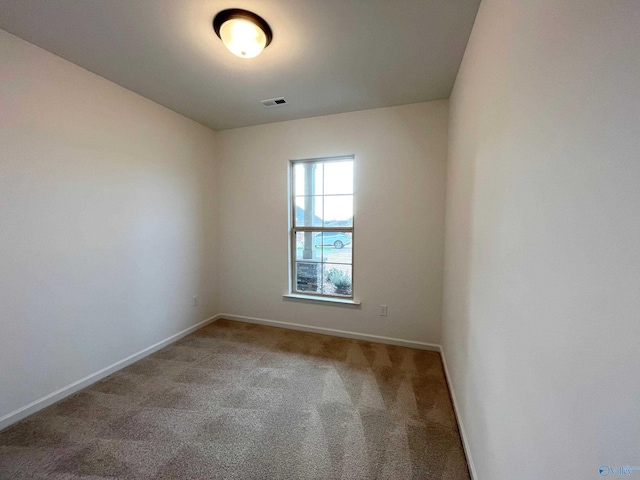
[296, 262, 322, 293]
[291, 157, 354, 299]
[295, 196, 323, 227]
[324, 161, 353, 195]
[320, 232, 352, 264]
[323, 264, 352, 297]
[294, 162, 323, 196]
[295, 231, 324, 262]
[323, 195, 353, 227]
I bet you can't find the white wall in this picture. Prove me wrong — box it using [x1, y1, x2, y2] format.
[0, 30, 219, 422]
[217, 102, 448, 344]
[443, 1, 640, 478]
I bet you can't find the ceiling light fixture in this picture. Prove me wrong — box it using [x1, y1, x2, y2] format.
[213, 9, 273, 59]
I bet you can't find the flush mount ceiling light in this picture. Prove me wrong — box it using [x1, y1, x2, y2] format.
[213, 9, 273, 59]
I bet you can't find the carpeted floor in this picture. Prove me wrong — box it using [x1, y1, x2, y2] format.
[0, 319, 470, 479]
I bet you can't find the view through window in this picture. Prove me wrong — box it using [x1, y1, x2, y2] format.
[290, 157, 354, 298]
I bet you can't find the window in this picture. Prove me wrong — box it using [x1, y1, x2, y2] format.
[290, 156, 354, 299]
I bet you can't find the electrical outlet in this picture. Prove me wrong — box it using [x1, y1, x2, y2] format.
[379, 305, 388, 316]
[192, 296, 198, 307]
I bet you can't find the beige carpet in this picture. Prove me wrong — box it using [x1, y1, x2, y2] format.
[0, 319, 470, 479]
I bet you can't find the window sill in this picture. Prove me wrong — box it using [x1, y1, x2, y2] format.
[283, 294, 361, 306]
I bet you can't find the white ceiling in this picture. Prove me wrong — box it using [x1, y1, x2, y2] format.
[0, 0, 479, 131]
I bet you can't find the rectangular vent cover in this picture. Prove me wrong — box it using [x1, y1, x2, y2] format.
[260, 97, 287, 107]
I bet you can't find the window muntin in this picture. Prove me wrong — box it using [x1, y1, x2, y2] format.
[290, 157, 354, 298]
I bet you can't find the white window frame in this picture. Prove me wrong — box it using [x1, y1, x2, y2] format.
[288, 155, 355, 301]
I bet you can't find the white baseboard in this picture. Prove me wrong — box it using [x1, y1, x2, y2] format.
[439, 345, 478, 480]
[0, 314, 220, 431]
[218, 313, 441, 352]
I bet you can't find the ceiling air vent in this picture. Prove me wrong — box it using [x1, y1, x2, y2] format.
[260, 97, 287, 107]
